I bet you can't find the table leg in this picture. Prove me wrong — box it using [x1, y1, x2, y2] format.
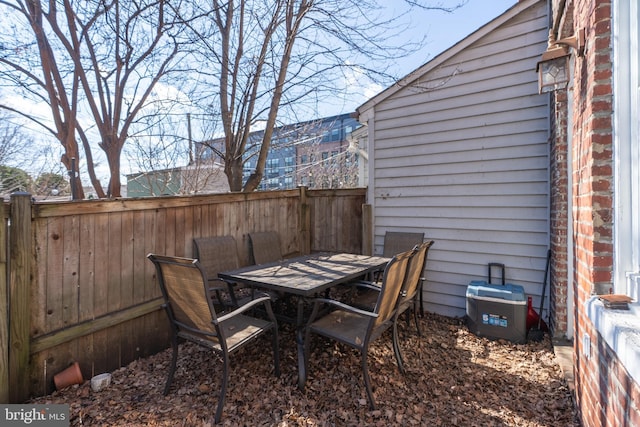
[296, 296, 306, 390]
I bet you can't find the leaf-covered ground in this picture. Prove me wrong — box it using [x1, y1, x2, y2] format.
[30, 313, 579, 426]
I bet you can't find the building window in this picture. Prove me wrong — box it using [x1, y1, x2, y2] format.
[267, 158, 280, 176]
[285, 156, 294, 174]
[613, 0, 640, 299]
[590, 0, 640, 387]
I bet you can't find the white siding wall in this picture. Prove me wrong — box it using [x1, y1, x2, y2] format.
[368, 1, 549, 317]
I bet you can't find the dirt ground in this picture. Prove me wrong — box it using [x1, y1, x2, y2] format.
[30, 312, 579, 426]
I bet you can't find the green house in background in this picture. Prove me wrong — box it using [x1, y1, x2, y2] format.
[126, 163, 229, 197]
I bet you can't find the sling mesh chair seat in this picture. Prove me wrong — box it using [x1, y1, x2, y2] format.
[354, 241, 434, 335]
[369, 231, 423, 279]
[249, 231, 286, 264]
[382, 232, 425, 258]
[363, 231, 427, 308]
[302, 249, 413, 409]
[147, 254, 280, 424]
[396, 240, 434, 331]
[248, 230, 291, 308]
[193, 235, 253, 307]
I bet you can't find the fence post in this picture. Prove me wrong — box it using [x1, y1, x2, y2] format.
[362, 203, 372, 255]
[299, 186, 311, 254]
[9, 192, 32, 403]
[0, 204, 8, 403]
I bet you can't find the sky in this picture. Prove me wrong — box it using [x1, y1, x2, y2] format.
[331, 0, 517, 115]
[391, 0, 516, 76]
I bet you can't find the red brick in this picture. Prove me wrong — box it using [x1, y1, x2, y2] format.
[593, 3, 612, 21]
[589, 117, 613, 132]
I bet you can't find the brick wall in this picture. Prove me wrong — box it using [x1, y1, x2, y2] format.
[575, 314, 640, 427]
[565, 0, 640, 426]
[549, 87, 569, 337]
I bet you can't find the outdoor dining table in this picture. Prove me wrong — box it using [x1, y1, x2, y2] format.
[218, 252, 390, 389]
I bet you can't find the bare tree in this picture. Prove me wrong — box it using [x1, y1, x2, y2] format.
[192, 0, 464, 192]
[0, 110, 31, 165]
[125, 110, 230, 196]
[297, 142, 359, 189]
[0, 0, 197, 198]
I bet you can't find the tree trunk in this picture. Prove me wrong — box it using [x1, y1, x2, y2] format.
[105, 148, 122, 198]
[60, 149, 85, 200]
[225, 156, 245, 192]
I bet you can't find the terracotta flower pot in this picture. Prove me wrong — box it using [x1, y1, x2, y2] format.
[54, 362, 84, 390]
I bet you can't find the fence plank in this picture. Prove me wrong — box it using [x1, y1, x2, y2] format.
[31, 218, 48, 341]
[132, 211, 147, 305]
[92, 213, 111, 373]
[79, 215, 96, 322]
[63, 215, 80, 327]
[120, 210, 136, 364]
[46, 217, 65, 331]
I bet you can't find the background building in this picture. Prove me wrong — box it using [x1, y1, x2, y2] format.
[198, 113, 361, 191]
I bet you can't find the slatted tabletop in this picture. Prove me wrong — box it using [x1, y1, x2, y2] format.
[219, 253, 389, 296]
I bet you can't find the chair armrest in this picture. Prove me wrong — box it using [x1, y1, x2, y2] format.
[215, 295, 273, 323]
[348, 280, 382, 292]
[207, 277, 233, 292]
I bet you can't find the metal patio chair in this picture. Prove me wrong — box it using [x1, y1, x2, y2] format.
[147, 254, 280, 424]
[249, 231, 284, 265]
[193, 235, 248, 307]
[302, 249, 413, 409]
[353, 240, 434, 337]
[382, 231, 425, 258]
[368, 231, 423, 281]
[394, 240, 434, 335]
[374, 231, 426, 313]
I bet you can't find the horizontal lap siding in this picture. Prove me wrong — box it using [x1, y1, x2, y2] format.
[371, 2, 549, 317]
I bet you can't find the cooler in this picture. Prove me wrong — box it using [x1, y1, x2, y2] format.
[465, 263, 527, 344]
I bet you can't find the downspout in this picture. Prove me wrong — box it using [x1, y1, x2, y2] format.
[557, 0, 575, 339]
[551, 0, 567, 40]
[364, 112, 376, 255]
[566, 70, 575, 339]
[353, 108, 376, 254]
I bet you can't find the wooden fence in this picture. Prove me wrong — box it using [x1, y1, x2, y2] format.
[0, 187, 370, 402]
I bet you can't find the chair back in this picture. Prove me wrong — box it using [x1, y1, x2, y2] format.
[399, 240, 434, 303]
[249, 231, 283, 264]
[382, 231, 424, 257]
[373, 249, 413, 327]
[193, 236, 240, 280]
[147, 254, 220, 339]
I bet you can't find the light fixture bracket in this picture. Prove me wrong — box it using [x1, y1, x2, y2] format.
[554, 28, 585, 57]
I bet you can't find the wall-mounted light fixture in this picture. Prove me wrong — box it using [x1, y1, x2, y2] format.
[536, 29, 585, 94]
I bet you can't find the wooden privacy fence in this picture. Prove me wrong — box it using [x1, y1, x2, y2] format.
[0, 187, 370, 403]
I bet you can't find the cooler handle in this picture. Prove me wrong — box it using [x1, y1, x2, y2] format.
[488, 263, 505, 285]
